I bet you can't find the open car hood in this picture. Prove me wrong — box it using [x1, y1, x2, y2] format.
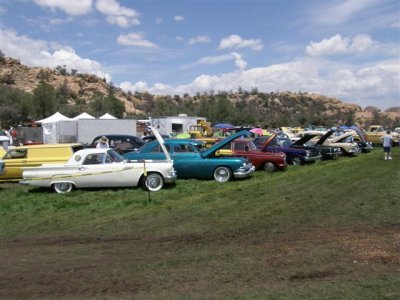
[201, 130, 251, 158]
[260, 133, 277, 151]
[354, 128, 367, 143]
[315, 130, 335, 145]
[292, 134, 317, 146]
[149, 126, 171, 161]
[329, 132, 353, 143]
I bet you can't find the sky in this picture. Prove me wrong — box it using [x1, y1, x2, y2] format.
[0, 0, 399, 110]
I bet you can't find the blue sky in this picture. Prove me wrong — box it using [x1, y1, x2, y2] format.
[0, 0, 399, 109]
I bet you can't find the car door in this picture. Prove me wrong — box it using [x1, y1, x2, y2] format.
[170, 143, 199, 178]
[74, 153, 119, 188]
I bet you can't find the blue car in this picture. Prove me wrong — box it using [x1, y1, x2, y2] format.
[254, 134, 321, 165]
[123, 131, 255, 182]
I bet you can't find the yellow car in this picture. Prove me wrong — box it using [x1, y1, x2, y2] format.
[0, 143, 84, 180]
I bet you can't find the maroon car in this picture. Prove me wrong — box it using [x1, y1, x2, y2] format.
[218, 139, 287, 172]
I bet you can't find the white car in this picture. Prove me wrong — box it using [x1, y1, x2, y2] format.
[20, 128, 177, 193]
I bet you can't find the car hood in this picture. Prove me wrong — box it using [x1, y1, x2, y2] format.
[149, 126, 171, 161]
[201, 130, 251, 158]
[315, 130, 335, 145]
[329, 132, 353, 143]
[354, 128, 367, 143]
[260, 133, 277, 151]
[292, 134, 317, 146]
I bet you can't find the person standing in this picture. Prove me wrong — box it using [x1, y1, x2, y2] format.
[96, 136, 110, 148]
[380, 130, 393, 160]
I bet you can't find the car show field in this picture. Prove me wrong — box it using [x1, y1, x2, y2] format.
[0, 147, 399, 299]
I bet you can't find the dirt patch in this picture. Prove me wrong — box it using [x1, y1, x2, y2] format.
[1, 225, 399, 299]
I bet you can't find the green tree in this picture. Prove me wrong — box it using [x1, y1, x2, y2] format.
[32, 81, 57, 118]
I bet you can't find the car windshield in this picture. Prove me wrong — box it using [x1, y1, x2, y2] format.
[106, 149, 124, 162]
[277, 139, 293, 147]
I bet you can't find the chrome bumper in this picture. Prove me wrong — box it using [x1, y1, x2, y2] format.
[234, 164, 255, 178]
[303, 155, 321, 162]
[164, 170, 177, 183]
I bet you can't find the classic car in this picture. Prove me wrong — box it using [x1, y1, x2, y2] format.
[89, 134, 145, 154]
[351, 128, 373, 153]
[123, 131, 255, 183]
[0, 143, 84, 180]
[142, 134, 170, 143]
[299, 130, 342, 160]
[323, 132, 361, 156]
[0, 159, 4, 176]
[254, 134, 321, 165]
[21, 129, 176, 193]
[216, 139, 287, 172]
[364, 125, 400, 146]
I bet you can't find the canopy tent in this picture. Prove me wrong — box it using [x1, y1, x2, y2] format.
[35, 112, 71, 124]
[73, 112, 95, 120]
[99, 113, 117, 119]
[213, 123, 234, 129]
[35, 112, 74, 144]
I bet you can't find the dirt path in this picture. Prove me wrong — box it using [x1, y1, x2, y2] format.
[1, 226, 399, 299]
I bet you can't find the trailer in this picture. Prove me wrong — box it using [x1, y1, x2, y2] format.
[35, 119, 136, 145]
[149, 115, 206, 135]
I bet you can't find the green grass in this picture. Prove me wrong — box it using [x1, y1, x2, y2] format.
[0, 148, 399, 299]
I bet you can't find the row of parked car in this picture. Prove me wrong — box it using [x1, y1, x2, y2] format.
[0, 127, 372, 194]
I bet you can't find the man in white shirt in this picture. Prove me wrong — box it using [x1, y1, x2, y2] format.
[380, 131, 393, 160]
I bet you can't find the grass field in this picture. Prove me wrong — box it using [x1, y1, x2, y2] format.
[1, 148, 399, 299]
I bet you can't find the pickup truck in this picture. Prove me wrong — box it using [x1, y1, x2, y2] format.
[364, 125, 399, 146]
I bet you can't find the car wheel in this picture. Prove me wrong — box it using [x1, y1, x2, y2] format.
[53, 182, 74, 193]
[290, 156, 302, 165]
[263, 162, 276, 172]
[143, 173, 164, 192]
[213, 166, 232, 182]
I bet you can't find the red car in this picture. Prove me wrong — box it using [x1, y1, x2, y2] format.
[217, 139, 287, 172]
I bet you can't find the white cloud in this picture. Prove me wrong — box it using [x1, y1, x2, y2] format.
[231, 52, 247, 70]
[120, 58, 400, 109]
[155, 17, 163, 24]
[182, 53, 247, 70]
[176, 36, 184, 41]
[305, 34, 375, 57]
[117, 33, 157, 48]
[95, 0, 140, 27]
[312, 0, 381, 25]
[218, 34, 263, 51]
[174, 15, 184, 21]
[0, 6, 7, 14]
[0, 28, 111, 81]
[188, 35, 211, 45]
[33, 0, 92, 16]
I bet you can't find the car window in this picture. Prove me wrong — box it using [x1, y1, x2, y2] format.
[150, 144, 171, 153]
[221, 142, 231, 150]
[106, 149, 124, 163]
[234, 142, 247, 151]
[83, 153, 104, 165]
[72, 145, 84, 152]
[5, 148, 27, 159]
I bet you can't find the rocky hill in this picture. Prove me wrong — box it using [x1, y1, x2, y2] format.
[0, 57, 143, 114]
[0, 56, 399, 127]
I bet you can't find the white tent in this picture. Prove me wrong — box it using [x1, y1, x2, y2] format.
[99, 113, 117, 119]
[73, 112, 95, 120]
[35, 112, 71, 124]
[35, 112, 73, 144]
